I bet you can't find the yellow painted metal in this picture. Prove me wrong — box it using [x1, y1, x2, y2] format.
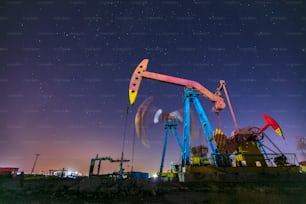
[235, 141, 266, 167]
[235, 153, 245, 162]
[192, 157, 201, 165]
[186, 165, 300, 174]
[275, 127, 283, 137]
[301, 165, 306, 172]
[160, 172, 177, 178]
[129, 89, 138, 105]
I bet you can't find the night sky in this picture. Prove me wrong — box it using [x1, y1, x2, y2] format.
[0, 0, 305, 176]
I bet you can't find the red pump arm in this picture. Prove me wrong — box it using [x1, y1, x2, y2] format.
[129, 59, 226, 113]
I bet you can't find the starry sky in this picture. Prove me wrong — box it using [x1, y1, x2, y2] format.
[0, 0, 305, 176]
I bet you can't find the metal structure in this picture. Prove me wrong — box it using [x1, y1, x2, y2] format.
[89, 155, 129, 177]
[129, 59, 228, 166]
[0, 167, 19, 175]
[48, 168, 67, 177]
[129, 59, 226, 113]
[133, 96, 185, 174]
[160, 116, 183, 174]
[182, 89, 217, 165]
[129, 59, 299, 174]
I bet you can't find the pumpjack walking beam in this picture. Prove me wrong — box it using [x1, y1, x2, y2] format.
[129, 59, 225, 167]
[129, 59, 226, 113]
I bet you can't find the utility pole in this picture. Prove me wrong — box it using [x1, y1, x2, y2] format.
[31, 154, 40, 175]
[119, 105, 129, 179]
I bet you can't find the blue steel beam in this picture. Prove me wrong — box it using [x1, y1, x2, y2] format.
[160, 120, 183, 174]
[160, 126, 170, 174]
[191, 94, 216, 154]
[183, 89, 218, 166]
[183, 90, 191, 166]
[171, 127, 183, 151]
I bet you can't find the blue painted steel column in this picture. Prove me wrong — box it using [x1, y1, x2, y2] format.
[189, 90, 219, 166]
[183, 89, 191, 166]
[171, 128, 183, 151]
[160, 126, 170, 174]
[192, 95, 216, 154]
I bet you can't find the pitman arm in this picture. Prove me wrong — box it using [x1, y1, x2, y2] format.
[129, 59, 226, 113]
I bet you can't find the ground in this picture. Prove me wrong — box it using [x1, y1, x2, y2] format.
[0, 174, 306, 204]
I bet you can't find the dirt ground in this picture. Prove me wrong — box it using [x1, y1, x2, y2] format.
[1, 174, 306, 204]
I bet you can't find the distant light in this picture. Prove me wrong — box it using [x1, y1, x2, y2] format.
[152, 173, 158, 178]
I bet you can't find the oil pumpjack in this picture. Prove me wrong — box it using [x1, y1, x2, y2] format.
[134, 96, 185, 174]
[129, 59, 299, 177]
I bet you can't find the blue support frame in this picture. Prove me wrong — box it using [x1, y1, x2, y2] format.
[160, 127, 170, 174]
[160, 88, 218, 170]
[160, 119, 183, 174]
[191, 94, 216, 154]
[171, 127, 183, 150]
[182, 89, 217, 166]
